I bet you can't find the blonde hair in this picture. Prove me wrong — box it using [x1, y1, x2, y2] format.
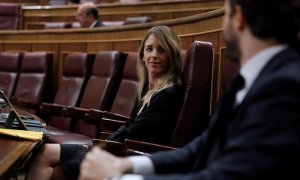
[137, 26, 182, 113]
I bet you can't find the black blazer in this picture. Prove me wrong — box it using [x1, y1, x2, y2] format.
[147, 48, 300, 180]
[107, 86, 182, 145]
[93, 20, 103, 28]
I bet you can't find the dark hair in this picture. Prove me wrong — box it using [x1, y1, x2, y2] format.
[86, 6, 99, 20]
[229, 0, 300, 48]
[69, 0, 80, 3]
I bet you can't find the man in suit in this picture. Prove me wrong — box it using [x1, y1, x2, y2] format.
[76, 2, 103, 28]
[79, 0, 300, 179]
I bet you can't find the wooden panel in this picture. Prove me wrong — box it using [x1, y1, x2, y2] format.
[23, 7, 221, 29]
[99, 0, 224, 12]
[59, 43, 87, 52]
[22, 0, 224, 16]
[180, 36, 194, 50]
[113, 40, 140, 52]
[0, 0, 39, 5]
[0, 137, 41, 179]
[143, 12, 172, 21]
[173, 9, 211, 19]
[3, 43, 31, 52]
[4, 9, 224, 43]
[87, 42, 114, 53]
[110, 14, 138, 21]
[218, 32, 225, 49]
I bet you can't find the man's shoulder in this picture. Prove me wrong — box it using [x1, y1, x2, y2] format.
[261, 47, 300, 77]
[94, 21, 104, 27]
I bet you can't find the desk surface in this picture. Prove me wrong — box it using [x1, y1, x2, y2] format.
[0, 109, 44, 179]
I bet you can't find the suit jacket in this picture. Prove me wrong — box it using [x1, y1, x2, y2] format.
[147, 47, 300, 180]
[93, 20, 103, 28]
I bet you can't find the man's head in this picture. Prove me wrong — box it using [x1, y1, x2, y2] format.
[223, 0, 300, 61]
[76, 2, 99, 28]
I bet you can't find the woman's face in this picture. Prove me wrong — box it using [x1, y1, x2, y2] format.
[143, 34, 170, 79]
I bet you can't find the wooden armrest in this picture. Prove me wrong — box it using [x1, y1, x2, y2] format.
[102, 111, 130, 122]
[124, 139, 176, 154]
[39, 103, 67, 116]
[11, 98, 41, 110]
[85, 108, 105, 125]
[99, 131, 113, 140]
[62, 107, 89, 118]
[125, 149, 151, 156]
[100, 118, 126, 132]
[92, 139, 124, 156]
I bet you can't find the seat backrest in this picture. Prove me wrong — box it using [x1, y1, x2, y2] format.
[119, 0, 141, 3]
[171, 41, 213, 147]
[13, 52, 54, 104]
[71, 22, 81, 28]
[80, 0, 98, 3]
[43, 22, 72, 29]
[47, 53, 94, 130]
[74, 51, 126, 137]
[48, 0, 68, 5]
[218, 47, 240, 100]
[110, 52, 138, 117]
[124, 16, 152, 25]
[0, 52, 22, 98]
[103, 21, 125, 27]
[0, 3, 21, 30]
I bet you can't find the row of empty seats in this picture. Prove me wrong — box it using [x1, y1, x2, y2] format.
[1, 50, 136, 144]
[44, 50, 157, 144]
[0, 52, 54, 108]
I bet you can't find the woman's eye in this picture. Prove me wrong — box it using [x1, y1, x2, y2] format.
[145, 47, 152, 52]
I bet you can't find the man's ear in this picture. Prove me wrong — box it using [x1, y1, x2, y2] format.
[232, 5, 246, 31]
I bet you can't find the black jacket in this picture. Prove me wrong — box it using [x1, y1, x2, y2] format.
[107, 86, 182, 145]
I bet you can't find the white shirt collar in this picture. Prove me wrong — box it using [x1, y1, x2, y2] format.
[89, 20, 97, 28]
[235, 45, 287, 105]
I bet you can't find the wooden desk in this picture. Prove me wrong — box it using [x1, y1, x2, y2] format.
[0, 109, 45, 179]
[0, 138, 42, 179]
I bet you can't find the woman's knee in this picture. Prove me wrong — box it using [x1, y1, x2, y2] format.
[39, 144, 61, 165]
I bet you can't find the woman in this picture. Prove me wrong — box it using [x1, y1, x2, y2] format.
[26, 26, 183, 180]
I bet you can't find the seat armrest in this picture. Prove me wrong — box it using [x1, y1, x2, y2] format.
[85, 108, 105, 125]
[123, 139, 176, 154]
[102, 111, 130, 122]
[39, 103, 67, 116]
[125, 149, 151, 156]
[92, 139, 124, 156]
[62, 106, 89, 118]
[99, 131, 113, 140]
[11, 97, 42, 111]
[100, 118, 126, 132]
